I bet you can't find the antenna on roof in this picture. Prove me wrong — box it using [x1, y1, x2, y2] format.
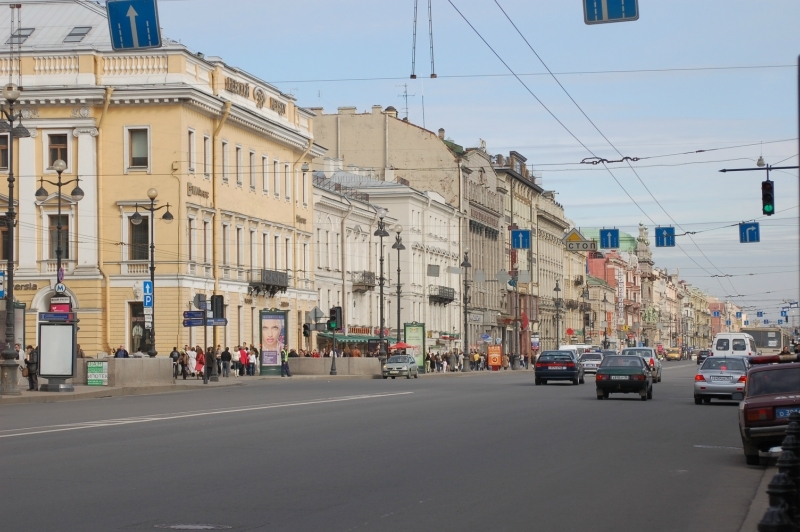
[396, 83, 415, 121]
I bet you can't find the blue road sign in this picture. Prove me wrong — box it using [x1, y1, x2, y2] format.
[599, 229, 620, 249]
[207, 318, 229, 327]
[0, 270, 4, 299]
[183, 311, 204, 320]
[143, 280, 153, 295]
[511, 229, 531, 250]
[655, 226, 676, 248]
[779, 320, 784, 325]
[39, 312, 74, 322]
[739, 222, 760, 243]
[584, 0, 639, 25]
[481, 333, 491, 342]
[764, 319, 770, 324]
[736, 312, 743, 319]
[183, 318, 204, 328]
[757, 311, 764, 317]
[781, 310, 788, 317]
[744, 320, 750, 326]
[726, 320, 732, 326]
[107, 0, 162, 51]
[713, 311, 721, 318]
[143, 294, 153, 308]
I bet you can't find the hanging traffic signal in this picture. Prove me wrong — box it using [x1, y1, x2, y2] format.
[762, 180, 775, 215]
[302, 323, 310, 338]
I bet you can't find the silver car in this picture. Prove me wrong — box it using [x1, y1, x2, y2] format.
[382, 355, 419, 379]
[579, 352, 603, 374]
[621, 347, 662, 383]
[693, 356, 747, 404]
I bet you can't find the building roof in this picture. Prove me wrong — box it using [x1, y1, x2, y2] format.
[587, 275, 612, 289]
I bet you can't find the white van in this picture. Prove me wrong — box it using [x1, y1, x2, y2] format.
[711, 332, 757, 358]
[559, 344, 593, 356]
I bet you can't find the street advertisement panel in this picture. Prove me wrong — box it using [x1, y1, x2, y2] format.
[404, 322, 425, 369]
[487, 344, 502, 369]
[38, 322, 76, 378]
[87, 361, 108, 386]
[260, 311, 286, 375]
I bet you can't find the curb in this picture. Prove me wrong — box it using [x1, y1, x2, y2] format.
[0, 382, 242, 405]
[738, 466, 775, 532]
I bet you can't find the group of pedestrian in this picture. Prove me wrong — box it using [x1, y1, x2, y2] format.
[424, 350, 465, 373]
[172, 343, 261, 380]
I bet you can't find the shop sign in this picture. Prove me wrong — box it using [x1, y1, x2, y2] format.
[87, 361, 108, 386]
[14, 283, 38, 291]
[270, 97, 287, 116]
[225, 77, 251, 99]
[187, 183, 210, 199]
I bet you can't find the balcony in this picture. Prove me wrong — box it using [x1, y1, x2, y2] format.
[429, 285, 456, 305]
[249, 269, 289, 297]
[352, 271, 376, 292]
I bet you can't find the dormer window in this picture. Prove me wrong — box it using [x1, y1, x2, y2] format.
[6, 28, 34, 45]
[64, 26, 91, 43]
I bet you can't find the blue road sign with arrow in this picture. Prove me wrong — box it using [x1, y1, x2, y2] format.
[713, 311, 720, 318]
[510, 229, 531, 250]
[779, 320, 784, 325]
[655, 227, 675, 248]
[584, 0, 639, 25]
[736, 312, 742, 319]
[781, 310, 788, 317]
[599, 229, 620, 249]
[107, 0, 163, 51]
[739, 222, 760, 243]
[744, 320, 749, 326]
[764, 319, 770, 324]
[757, 312, 764, 317]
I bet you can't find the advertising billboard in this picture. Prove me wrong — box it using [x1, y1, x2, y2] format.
[260, 310, 286, 375]
[404, 322, 425, 369]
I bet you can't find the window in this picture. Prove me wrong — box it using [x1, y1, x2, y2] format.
[222, 224, 229, 265]
[187, 218, 194, 261]
[6, 28, 34, 45]
[249, 151, 256, 190]
[0, 135, 7, 170]
[187, 130, 195, 172]
[302, 171, 308, 205]
[262, 234, 269, 269]
[203, 136, 211, 177]
[274, 235, 280, 269]
[249, 230, 256, 268]
[236, 227, 242, 267]
[203, 221, 209, 263]
[48, 134, 68, 168]
[273, 161, 280, 196]
[262, 156, 268, 192]
[235, 146, 243, 186]
[128, 129, 148, 168]
[64, 26, 91, 43]
[48, 215, 70, 258]
[285, 237, 291, 271]
[221, 141, 229, 182]
[129, 216, 149, 261]
[0, 226, 8, 260]
[284, 164, 291, 200]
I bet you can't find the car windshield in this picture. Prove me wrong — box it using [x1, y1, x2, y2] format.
[601, 351, 617, 357]
[747, 367, 800, 396]
[701, 358, 746, 372]
[388, 356, 407, 364]
[539, 353, 573, 362]
[600, 356, 643, 368]
[699, 351, 711, 356]
[732, 339, 747, 351]
[581, 354, 602, 361]
[622, 349, 651, 358]
[716, 339, 730, 350]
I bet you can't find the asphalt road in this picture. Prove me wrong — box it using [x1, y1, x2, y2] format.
[0, 363, 766, 532]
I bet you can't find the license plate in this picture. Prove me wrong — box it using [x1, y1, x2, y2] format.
[585, 364, 596, 368]
[710, 376, 730, 382]
[776, 407, 800, 418]
[390, 371, 398, 374]
[611, 375, 629, 380]
[549, 366, 566, 370]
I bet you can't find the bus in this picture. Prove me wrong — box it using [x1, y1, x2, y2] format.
[740, 327, 792, 353]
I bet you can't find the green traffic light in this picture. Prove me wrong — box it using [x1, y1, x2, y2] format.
[764, 204, 774, 214]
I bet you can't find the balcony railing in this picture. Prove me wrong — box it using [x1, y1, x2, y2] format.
[429, 285, 456, 305]
[352, 271, 376, 292]
[249, 269, 289, 297]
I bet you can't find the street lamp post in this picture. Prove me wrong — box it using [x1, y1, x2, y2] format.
[0, 83, 30, 396]
[130, 188, 173, 358]
[392, 225, 404, 342]
[581, 286, 590, 344]
[374, 208, 389, 362]
[461, 248, 471, 371]
[35, 159, 84, 281]
[601, 293, 609, 349]
[554, 280, 562, 350]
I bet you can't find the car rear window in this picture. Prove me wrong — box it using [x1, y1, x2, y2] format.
[716, 339, 730, 350]
[732, 339, 747, 351]
[747, 367, 800, 396]
[539, 353, 573, 362]
[581, 354, 602, 361]
[601, 356, 643, 368]
[622, 349, 651, 358]
[701, 358, 746, 372]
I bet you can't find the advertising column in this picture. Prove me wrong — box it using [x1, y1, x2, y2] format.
[260, 310, 287, 376]
[403, 322, 425, 370]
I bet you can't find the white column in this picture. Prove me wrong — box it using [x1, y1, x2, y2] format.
[74, 128, 98, 271]
[17, 130, 37, 273]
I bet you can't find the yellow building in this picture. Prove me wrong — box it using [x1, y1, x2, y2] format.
[2, 2, 323, 357]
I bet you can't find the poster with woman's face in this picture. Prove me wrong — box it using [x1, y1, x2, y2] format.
[261, 312, 285, 366]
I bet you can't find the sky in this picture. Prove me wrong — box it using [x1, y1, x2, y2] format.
[157, 0, 799, 323]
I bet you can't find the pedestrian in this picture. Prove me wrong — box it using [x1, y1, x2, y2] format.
[457, 351, 464, 372]
[239, 346, 248, 376]
[178, 350, 188, 380]
[77, 344, 86, 358]
[425, 352, 432, 374]
[247, 349, 256, 376]
[115, 344, 129, 358]
[281, 347, 292, 377]
[24, 345, 38, 391]
[187, 346, 197, 376]
[502, 353, 509, 370]
[221, 347, 232, 377]
[170, 346, 180, 379]
[442, 354, 448, 373]
[251, 345, 260, 374]
[195, 347, 205, 379]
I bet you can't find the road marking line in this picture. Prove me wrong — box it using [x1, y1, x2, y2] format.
[661, 364, 696, 370]
[694, 444, 743, 450]
[0, 392, 413, 439]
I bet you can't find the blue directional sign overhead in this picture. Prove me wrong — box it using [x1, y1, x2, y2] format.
[655, 226, 675, 248]
[511, 229, 531, 250]
[106, 0, 163, 51]
[143, 280, 153, 295]
[757, 311, 764, 318]
[713, 311, 721, 318]
[744, 320, 749, 326]
[739, 222, 760, 244]
[736, 312, 742, 319]
[726, 320, 732, 326]
[599, 229, 620, 250]
[764, 319, 770, 324]
[584, 0, 639, 24]
[779, 320, 784, 325]
[781, 310, 788, 317]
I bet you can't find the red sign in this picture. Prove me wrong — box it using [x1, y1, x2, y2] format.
[50, 303, 70, 313]
[566, 328, 575, 336]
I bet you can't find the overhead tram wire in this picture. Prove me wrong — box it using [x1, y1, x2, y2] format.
[493, 0, 743, 297]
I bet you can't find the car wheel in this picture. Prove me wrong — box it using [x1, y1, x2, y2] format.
[383, 376, 388, 379]
[542, 379, 547, 385]
[647, 386, 653, 400]
[694, 395, 702, 405]
[414, 371, 419, 379]
[640, 389, 647, 401]
[579, 376, 585, 384]
[596, 392, 603, 400]
[391, 376, 395, 379]
[572, 378, 579, 385]
[406, 371, 411, 379]
[745, 453, 760, 466]
[703, 397, 711, 404]
[535, 378, 541, 385]
[603, 391, 609, 399]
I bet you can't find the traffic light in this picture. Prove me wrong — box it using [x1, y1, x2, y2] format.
[303, 323, 310, 338]
[762, 180, 775, 215]
[328, 306, 343, 331]
[210, 295, 225, 318]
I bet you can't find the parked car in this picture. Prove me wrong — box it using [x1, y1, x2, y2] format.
[595, 355, 653, 401]
[696, 349, 712, 365]
[621, 347, 662, 383]
[535, 351, 585, 385]
[382, 355, 419, 379]
[665, 348, 682, 361]
[579, 352, 603, 374]
[738, 354, 800, 465]
[694, 357, 747, 404]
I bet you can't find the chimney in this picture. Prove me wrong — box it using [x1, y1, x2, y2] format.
[372, 105, 382, 114]
[338, 106, 357, 115]
[438, 128, 445, 140]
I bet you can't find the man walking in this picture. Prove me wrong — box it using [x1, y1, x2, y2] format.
[170, 346, 180, 379]
[281, 347, 292, 377]
[220, 347, 232, 377]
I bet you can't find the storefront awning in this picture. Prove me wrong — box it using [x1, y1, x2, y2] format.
[316, 332, 379, 343]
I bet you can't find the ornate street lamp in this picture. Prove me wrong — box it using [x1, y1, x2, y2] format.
[601, 293, 609, 349]
[391, 225, 404, 342]
[461, 248, 471, 370]
[130, 188, 173, 357]
[374, 208, 390, 362]
[0, 83, 30, 396]
[554, 280, 562, 350]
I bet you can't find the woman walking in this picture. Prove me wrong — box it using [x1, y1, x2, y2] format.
[178, 350, 189, 380]
[195, 347, 205, 379]
[187, 346, 197, 376]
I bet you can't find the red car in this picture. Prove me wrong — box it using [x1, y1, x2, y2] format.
[738, 354, 800, 465]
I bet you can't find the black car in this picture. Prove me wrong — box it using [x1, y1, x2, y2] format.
[595, 355, 653, 401]
[696, 350, 712, 365]
[534, 350, 585, 385]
